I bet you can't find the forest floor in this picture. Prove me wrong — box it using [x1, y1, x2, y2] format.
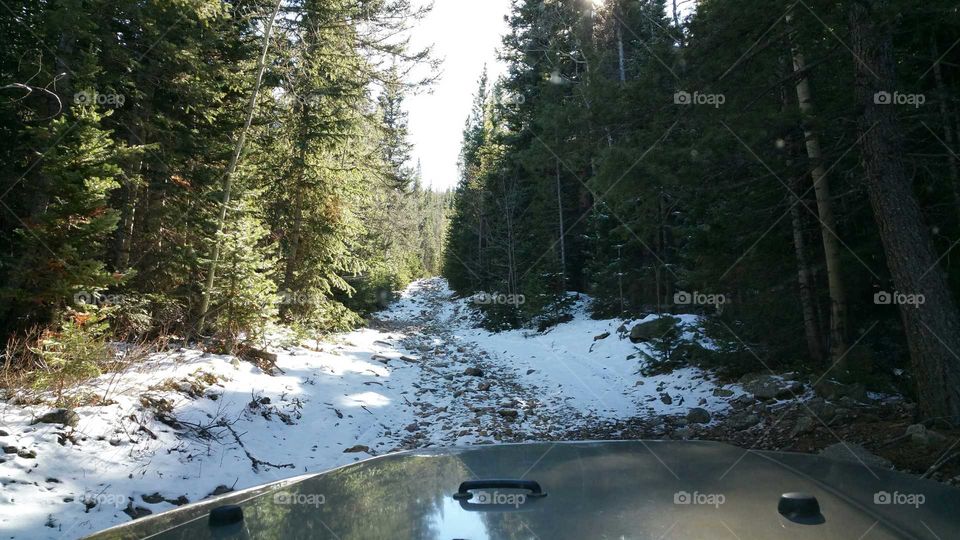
[1, 278, 958, 538]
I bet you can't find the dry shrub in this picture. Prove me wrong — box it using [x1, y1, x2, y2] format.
[1, 315, 158, 407]
[1, 327, 43, 399]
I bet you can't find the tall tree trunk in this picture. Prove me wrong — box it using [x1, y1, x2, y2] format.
[658, 188, 671, 309]
[113, 100, 150, 271]
[929, 35, 960, 219]
[790, 175, 826, 363]
[281, 196, 303, 318]
[787, 11, 849, 367]
[617, 243, 625, 315]
[666, 192, 675, 308]
[197, 0, 283, 333]
[780, 57, 826, 363]
[113, 172, 138, 271]
[556, 158, 566, 288]
[616, 23, 626, 83]
[506, 184, 519, 297]
[849, 0, 960, 425]
[280, 103, 310, 319]
[476, 195, 484, 288]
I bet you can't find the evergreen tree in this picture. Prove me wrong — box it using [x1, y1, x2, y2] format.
[441, 0, 960, 419]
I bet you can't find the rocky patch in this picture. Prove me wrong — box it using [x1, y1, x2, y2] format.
[33, 409, 80, 428]
[629, 316, 680, 343]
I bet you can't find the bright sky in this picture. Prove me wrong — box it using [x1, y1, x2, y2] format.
[407, 0, 512, 191]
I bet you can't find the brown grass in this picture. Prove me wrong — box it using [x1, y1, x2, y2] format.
[0, 327, 43, 399]
[1, 327, 159, 407]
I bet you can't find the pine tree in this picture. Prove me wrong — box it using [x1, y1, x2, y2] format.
[4, 108, 125, 325]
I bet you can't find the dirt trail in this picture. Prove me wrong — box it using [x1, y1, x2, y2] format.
[370, 279, 593, 449]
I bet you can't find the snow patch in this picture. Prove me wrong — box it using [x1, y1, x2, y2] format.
[0, 277, 740, 538]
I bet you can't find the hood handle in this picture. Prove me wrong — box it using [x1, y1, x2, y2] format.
[453, 479, 547, 500]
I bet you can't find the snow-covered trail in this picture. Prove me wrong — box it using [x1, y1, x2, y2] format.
[379, 279, 738, 436]
[0, 278, 740, 539]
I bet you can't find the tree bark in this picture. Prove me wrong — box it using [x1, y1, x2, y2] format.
[787, 11, 849, 366]
[849, 0, 960, 424]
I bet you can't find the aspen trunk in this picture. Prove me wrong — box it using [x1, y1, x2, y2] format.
[197, 0, 283, 332]
[780, 56, 826, 364]
[787, 11, 849, 367]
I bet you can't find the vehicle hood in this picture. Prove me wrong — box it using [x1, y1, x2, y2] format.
[85, 440, 960, 539]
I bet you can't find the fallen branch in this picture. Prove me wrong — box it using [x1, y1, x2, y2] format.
[177, 418, 229, 440]
[223, 423, 294, 472]
[137, 424, 158, 440]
